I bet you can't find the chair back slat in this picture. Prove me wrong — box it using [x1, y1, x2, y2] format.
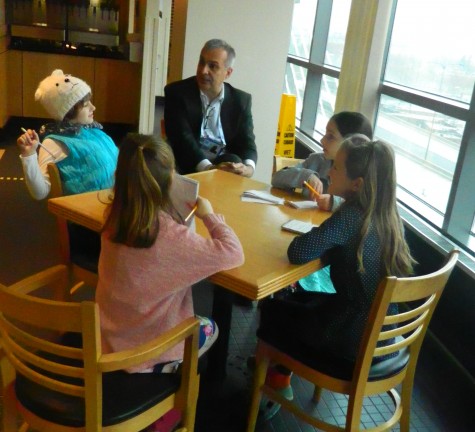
[1, 326, 84, 380]
[379, 310, 428, 342]
[5, 350, 85, 398]
[0, 314, 83, 361]
[383, 294, 435, 325]
[374, 326, 423, 357]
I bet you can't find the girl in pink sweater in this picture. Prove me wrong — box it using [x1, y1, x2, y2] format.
[96, 134, 244, 378]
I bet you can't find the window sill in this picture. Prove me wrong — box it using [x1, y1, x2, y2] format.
[399, 204, 475, 278]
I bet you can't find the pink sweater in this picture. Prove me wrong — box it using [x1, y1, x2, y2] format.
[96, 212, 244, 372]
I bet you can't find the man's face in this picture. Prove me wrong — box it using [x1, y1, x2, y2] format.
[196, 48, 233, 99]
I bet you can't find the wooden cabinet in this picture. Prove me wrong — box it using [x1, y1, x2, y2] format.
[0, 44, 23, 127]
[21, 52, 140, 124]
[93, 58, 141, 124]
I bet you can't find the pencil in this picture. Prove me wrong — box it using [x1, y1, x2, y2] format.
[184, 204, 198, 222]
[303, 180, 320, 198]
[21, 127, 56, 159]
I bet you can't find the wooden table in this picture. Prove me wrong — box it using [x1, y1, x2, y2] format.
[48, 170, 331, 377]
[48, 170, 330, 299]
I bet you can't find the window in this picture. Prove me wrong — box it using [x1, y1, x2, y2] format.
[285, 0, 475, 256]
[375, 0, 475, 253]
[285, 0, 351, 141]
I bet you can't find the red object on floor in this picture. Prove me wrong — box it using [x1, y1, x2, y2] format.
[148, 408, 182, 432]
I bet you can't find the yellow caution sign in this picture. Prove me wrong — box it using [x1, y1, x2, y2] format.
[275, 94, 296, 158]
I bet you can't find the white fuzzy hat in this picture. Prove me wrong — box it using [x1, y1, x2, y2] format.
[35, 69, 91, 121]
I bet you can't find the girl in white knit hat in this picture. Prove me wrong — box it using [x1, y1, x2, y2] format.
[17, 69, 118, 200]
[16, 69, 119, 269]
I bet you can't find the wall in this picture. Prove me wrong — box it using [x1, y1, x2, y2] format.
[181, 0, 294, 183]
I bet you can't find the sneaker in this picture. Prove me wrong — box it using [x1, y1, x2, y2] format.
[196, 315, 219, 357]
[147, 408, 181, 432]
[257, 386, 294, 422]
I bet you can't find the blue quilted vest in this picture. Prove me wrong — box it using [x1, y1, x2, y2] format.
[47, 128, 118, 195]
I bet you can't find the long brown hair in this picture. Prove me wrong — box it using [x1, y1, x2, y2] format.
[340, 137, 415, 276]
[103, 133, 175, 248]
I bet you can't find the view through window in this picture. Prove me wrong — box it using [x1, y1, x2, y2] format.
[285, 0, 475, 254]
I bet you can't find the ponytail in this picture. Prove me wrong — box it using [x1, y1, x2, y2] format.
[104, 134, 175, 248]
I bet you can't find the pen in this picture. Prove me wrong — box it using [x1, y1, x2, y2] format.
[184, 204, 198, 222]
[21, 127, 56, 159]
[303, 180, 320, 198]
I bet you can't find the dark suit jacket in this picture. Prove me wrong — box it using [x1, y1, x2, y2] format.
[164, 76, 257, 174]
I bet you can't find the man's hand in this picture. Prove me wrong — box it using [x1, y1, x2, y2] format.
[217, 162, 254, 177]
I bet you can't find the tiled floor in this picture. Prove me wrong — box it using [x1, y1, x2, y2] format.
[1, 114, 473, 431]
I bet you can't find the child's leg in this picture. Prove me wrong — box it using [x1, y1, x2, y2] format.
[147, 316, 218, 431]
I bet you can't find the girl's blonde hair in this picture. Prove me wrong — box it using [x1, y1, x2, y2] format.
[104, 133, 175, 248]
[340, 136, 415, 276]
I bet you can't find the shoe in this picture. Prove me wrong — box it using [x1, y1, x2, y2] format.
[257, 386, 293, 422]
[258, 395, 281, 422]
[147, 408, 181, 432]
[246, 357, 294, 400]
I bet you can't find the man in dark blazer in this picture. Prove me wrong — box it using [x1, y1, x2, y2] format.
[164, 39, 257, 177]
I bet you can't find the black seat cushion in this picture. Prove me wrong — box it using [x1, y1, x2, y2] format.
[257, 329, 409, 382]
[14, 333, 182, 427]
[15, 368, 180, 427]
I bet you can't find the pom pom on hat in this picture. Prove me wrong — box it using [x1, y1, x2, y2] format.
[35, 69, 91, 121]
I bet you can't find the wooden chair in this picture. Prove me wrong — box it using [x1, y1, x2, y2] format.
[48, 163, 99, 292]
[273, 155, 304, 174]
[0, 265, 200, 432]
[247, 249, 459, 432]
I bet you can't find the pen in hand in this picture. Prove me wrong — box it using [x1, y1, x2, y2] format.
[184, 204, 198, 223]
[21, 127, 56, 159]
[303, 180, 320, 198]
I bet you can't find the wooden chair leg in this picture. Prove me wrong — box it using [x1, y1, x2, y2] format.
[312, 385, 322, 403]
[246, 352, 270, 432]
[3, 383, 20, 432]
[400, 376, 415, 432]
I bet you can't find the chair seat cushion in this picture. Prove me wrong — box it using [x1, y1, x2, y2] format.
[257, 330, 409, 381]
[15, 370, 180, 427]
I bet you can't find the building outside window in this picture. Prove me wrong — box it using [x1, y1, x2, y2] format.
[285, 0, 475, 256]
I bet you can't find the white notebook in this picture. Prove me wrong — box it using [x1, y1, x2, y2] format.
[281, 219, 318, 234]
[286, 200, 319, 209]
[169, 175, 199, 227]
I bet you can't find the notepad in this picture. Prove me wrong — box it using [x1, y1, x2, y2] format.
[281, 219, 318, 234]
[286, 200, 319, 209]
[241, 190, 285, 205]
[169, 175, 199, 227]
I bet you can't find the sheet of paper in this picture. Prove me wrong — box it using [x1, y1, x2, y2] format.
[241, 190, 284, 205]
[169, 174, 199, 228]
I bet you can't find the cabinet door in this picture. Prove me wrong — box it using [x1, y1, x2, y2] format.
[0, 50, 22, 127]
[93, 59, 141, 125]
[22, 52, 95, 118]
